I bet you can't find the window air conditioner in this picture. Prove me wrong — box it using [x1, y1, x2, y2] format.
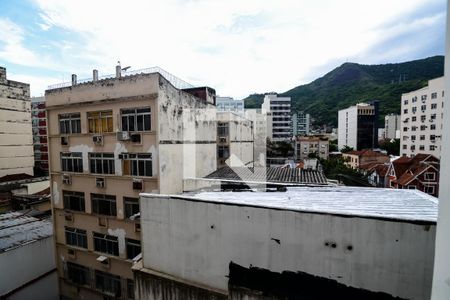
[116, 131, 130, 141]
[93, 135, 104, 145]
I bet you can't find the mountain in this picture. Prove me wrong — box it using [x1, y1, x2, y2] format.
[244, 56, 444, 126]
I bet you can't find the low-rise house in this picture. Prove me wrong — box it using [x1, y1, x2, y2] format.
[388, 154, 440, 197]
[363, 164, 389, 187]
[343, 150, 389, 169]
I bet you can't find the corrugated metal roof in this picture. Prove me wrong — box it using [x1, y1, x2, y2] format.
[204, 167, 328, 185]
[187, 186, 438, 222]
[0, 211, 53, 252]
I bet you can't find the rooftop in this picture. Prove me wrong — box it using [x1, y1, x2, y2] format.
[0, 211, 53, 252]
[173, 186, 438, 223]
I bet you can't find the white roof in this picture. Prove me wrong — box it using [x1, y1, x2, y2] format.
[184, 187, 438, 223]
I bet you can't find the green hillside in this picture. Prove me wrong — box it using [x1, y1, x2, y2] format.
[244, 56, 444, 126]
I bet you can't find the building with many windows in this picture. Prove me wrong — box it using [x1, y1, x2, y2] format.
[216, 96, 244, 115]
[384, 114, 400, 140]
[31, 96, 49, 175]
[338, 101, 379, 151]
[400, 77, 445, 158]
[262, 94, 292, 142]
[46, 66, 217, 299]
[292, 112, 310, 136]
[294, 135, 329, 160]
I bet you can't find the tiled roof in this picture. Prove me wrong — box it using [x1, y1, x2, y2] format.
[204, 166, 329, 185]
[345, 150, 388, 157]
[392, 154, 439, 184]
[374, 164, 389, 177]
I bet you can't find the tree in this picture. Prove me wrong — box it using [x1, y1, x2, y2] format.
[341, 145, 354, 153]
[320, 157, 370, 187]
[379, 138, 400, 156]
[329, 139, 338, 152]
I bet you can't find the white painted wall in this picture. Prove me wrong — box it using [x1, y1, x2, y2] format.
[140, 195, 435, 299]
[338, 106, 357, 150]
[431, 3, 450, 298]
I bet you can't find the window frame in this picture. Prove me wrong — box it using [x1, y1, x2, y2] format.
[66, 262, 90, 286]
[87, 110, 113, 133]
[126, 238, 141, 260]
[124, 197, 140, 219]
[121, 153, 153, 177]
[93, 232, 119, 256]
[61, 152, 83, 173]
[91, 193, 117, 216]
[94, 269, 121, 297]
[121, 107, 151, 132]
[63, 190, 85, 212]
[89, 152, 115, 175]
[424, 172, 436, 181]
[65, 227, 88, 249]
[59, 113, 81, 134]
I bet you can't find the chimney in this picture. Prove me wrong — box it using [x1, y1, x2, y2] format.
[93, 69, 98, 82]
[71, 74, 77, 86]
[116, 65, 121, 78]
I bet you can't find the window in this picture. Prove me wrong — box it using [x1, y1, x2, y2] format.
[124, 197, 139, 218]
[412, 107, 417, 113]
[421, 105, 426, 111]
[65, 227, 87, 248]
[59, 113, 81, 134]
[88, 111, 113, 133]
[217, 122, 229, 137]
[218, 146, 230, 159]
[420, 125, 426, 131]
[95, 270, 121, 297]
[403, 109, 408, 114]
[420, 135, 425, 141]
[93, 232, 119, 256]
[67, 262, 90, 286]
[430, 135, 436, 141]
[412, 116, 417, 122]
[431, 103, 437, 109]
[430, 145, 436, 151]
[402, 145, 407, 150]
[121, 107, 151, 132]
[421, 115, 426, 122]
[63, 191, 85, 211]
[411, 145, 415, 150]
[424, 186, 435, 194]
[421, 95, 427, 101]
[91, 193, 116, 216]
[431, 114, 437, 120]
[411, 135, 416, 141]
[419, 145, 425, 151]
[404, 99, 408, 105]
[412, 96, 417, 103]
[61, 152, 83, 172]
[425, 172, 436, 181]
[126, 238, 141, 260]
[431, 92, 437, 99]
[89, 153, 115, 174]
[122, 153, 152, 177]
[431, 124, 436, 130]
[127, 279, 135, 299]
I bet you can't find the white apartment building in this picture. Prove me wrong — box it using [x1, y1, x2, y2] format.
[216, 97, 244, 115]
[338, 102, 378, 151]
[261, 94, 292, 142]
[400, 77, 445, 158]
[384, 114, 400, 139]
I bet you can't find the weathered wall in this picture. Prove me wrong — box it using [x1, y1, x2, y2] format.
[140, 195, 435, 300]
[157, 77, 217, 194]
[0, 236, 57, 298]
[0, 67, 33, 176]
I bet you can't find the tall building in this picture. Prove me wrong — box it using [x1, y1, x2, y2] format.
[338, 101, 379, 150]
[292, 112, 310, 136]
[384, 114, 400, 140]
[216, 96, 244, 115]
[31, 96, 49, 175]
[400, 77, 445, 158]
[0, 67, 34, 177]
[46, 66, 217, 299]
[262, 94, 292, 142]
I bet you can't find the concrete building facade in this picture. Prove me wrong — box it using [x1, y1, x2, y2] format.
[295, 135, 329, 160]
[262, 94, 292, 142]
[46, 67, 217, 299]
[338, 102, 379, 151]
[0, 67, 34, 177]
[216, 97, 244, 115]
[400, 77, 445, 158]
[292, 112, 310, 136]
[31, 96, 49, 175]
[384, 114, 400, 140]
[244, 109, 270, 167]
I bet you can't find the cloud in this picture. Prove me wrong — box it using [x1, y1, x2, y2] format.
[10, 0, 447, 98]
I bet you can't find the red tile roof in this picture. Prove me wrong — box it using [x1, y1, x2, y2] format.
[345, 150, 388, 158]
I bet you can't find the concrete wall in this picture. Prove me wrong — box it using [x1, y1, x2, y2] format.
[0, 236, 58, 299]
[140, 194, 435, 300]
[0, 67, 33, 177]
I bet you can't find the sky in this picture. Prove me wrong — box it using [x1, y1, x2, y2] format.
[0, 0, 446, 98]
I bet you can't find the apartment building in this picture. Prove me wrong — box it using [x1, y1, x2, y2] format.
[216, 112, 254, 168]
[46, 66, 217, 299]
[0, 66, 34, 177]
[216, 96, 244, 115]
[400, 77, 445, 157]
[244, 109, 270, 166]
[384, 114, 400, 140]
[338, 101, 379, 150]
[292, 112, 310, 136]
[295, 135, 329, 160]
[32, 96, 49, 175]
[262, 94, 292, 142]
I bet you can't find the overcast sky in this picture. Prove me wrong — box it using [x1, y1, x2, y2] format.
[0, 0, 446, 98]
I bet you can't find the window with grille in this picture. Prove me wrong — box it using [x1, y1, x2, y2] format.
[126, 238, 141, 260]
[88, 110, 113, 133]
[121, 107, 151, 132]
[61, 152, 83, 172]
[89, 153, 115, 174]
[67, 262, 90, 286]
[121, 153, 152, 177]
[95, 270, 121, 297]
[124, 197, 140, 218]
[218, 146, 230, 159]
[59, 113, 81, 134]
[93, 232, 119, 256]
[63, 191, 85, 211]
[218, 122, 229, 137]
[127, 279, 135, 299]
[91, 193, 117, 216]
[65, 227, 87, 248]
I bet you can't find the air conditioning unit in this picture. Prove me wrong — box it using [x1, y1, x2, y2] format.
[133, 178, 143, 191]
[96, 178, 105, 188]
[64, 212, 73, 222]
[93, 135, 104, 145]
[97, 255, 110, 266]
[130, 133, 142, 144]
[116, 131, 130, 141]
[62, 174, 72, 185]
[61, 136, 69, 146]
